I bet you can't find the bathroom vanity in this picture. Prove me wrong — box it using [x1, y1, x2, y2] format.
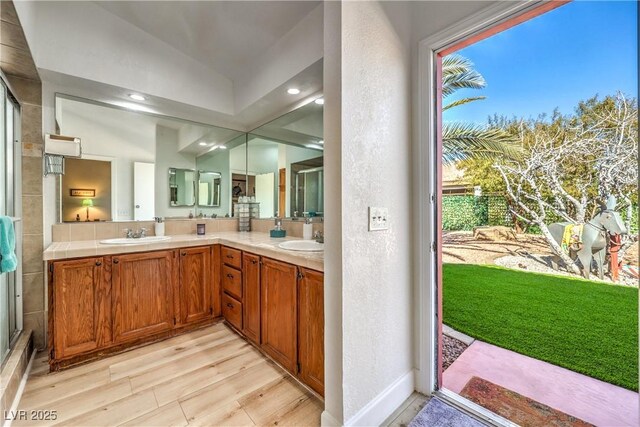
[44, 233, 324, 396]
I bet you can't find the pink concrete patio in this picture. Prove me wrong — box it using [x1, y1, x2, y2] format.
[443, 340, 639, 427]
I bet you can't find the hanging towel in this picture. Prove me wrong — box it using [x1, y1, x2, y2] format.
[0, 216, 18, 273]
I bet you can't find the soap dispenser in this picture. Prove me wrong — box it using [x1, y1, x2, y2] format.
[303, 217, 313, 240]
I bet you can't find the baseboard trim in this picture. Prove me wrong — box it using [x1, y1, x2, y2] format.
[4, 350, 36, 427]
[321, 410, 342, 427]
[345, 370, 415, 427]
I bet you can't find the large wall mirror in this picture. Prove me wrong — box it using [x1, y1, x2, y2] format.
[55, 94, 322, 222]
[56, 95, 245, 221]
[247, 98, 324, 218]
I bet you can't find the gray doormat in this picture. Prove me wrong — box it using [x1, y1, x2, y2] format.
[408, 397, 485, 427]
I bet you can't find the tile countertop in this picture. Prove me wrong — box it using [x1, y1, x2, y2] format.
[43, 232, 324, 272]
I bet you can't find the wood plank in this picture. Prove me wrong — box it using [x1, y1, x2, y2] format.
[60, 389, 158, 427]
[261, 395, 323, 426]
[17, 324, 324, 427]
[119, 401, 188, 427]
[109, 327, 236, 380]
[40, 324, 224, 385]
[17, 378, 132, 425]
[152, 348, 265, 406]
[178, 361, 284, 421]
[20, 368, 110, 408]
[384, 394, 429, 427]
[131, 338, 253, 394]
[183, 400, 255, 427]
[238, 376, 309, 425]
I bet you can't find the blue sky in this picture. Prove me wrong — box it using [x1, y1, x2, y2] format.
[443, 0, 638, 125]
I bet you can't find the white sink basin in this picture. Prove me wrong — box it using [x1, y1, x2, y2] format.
[278, 240, 324, 252]
[100, 236, 171, 245]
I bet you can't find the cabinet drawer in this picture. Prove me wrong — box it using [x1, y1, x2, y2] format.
[222, 265, 242, 300]
[221, 246, 242, 269]
[222, 293, 242, 331]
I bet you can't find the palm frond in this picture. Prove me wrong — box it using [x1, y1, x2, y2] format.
[442, 54, 486, 98]
[443, 96, 486, 111]
[442, 123, 523, 164]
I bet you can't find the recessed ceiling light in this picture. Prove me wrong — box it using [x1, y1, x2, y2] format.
[198, 142, 208, 146]
[314, 98, 324, 105]
[129, 93, 146, 101]
[318, 140, 324, 145]
[287, 88, 300, 95]
[218, 145, 227, 150]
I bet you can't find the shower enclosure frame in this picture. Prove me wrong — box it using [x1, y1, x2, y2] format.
[0, 71, 23, 367]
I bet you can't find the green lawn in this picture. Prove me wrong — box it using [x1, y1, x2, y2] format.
[443, 264, 639, 391]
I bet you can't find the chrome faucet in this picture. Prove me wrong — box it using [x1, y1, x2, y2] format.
[124, 228, 147, 239]
[314, 231, 324, 244]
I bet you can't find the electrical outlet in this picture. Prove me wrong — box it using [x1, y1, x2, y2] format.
[368, 207, 389, 231]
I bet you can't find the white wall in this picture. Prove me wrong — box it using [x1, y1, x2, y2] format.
[58, 104, 156, 221]
[322, 1, 344, 425]
[339, 1, 414, 424]
[235, 4, 324, 113]
[155, 125, 197, 218]
[14, 1, 234, 115]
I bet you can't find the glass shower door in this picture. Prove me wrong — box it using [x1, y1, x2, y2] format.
[1, 78, 20, 366]
[0, 80, 8, 364]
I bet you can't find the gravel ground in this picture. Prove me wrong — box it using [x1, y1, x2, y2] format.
[494, 254, 638, 287]
[442, 334, 469, 371]
[442, 231, 550, 265]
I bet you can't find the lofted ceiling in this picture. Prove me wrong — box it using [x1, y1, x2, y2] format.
[14, 0, 324, 131]
[94, 1, 321, 83]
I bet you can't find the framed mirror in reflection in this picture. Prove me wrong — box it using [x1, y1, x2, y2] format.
[169, 168, 196, 207]
[197, 171, 222, 207]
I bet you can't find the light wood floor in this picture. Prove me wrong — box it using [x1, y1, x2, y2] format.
[15, 323, 322, 426]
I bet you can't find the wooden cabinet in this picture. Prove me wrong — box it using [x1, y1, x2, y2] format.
[298, 267, 324, 396]
[222, 264, 242, 300]
[51, 257, 110, 359]
[179, 246, 212, 325]
[111, 251, 175, 344]
[222, 293, 242, 331]
[261, 258, 298, 373]
[50, 244, 219, 369]
[242, 252, 261, 344]
[221, 246, 242, 270]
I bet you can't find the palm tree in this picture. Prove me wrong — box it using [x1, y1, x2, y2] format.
[441, 55, 522, 164]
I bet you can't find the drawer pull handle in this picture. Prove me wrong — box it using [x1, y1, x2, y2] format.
[226, 274, 234, 279]
[226, 303, 234, 308]
[226, 254, 234, 259]
[251, 259, 258, 264]
[181, 252, 187, 256]
[95, 261, 102, 266]
[113, 259, 119, 264]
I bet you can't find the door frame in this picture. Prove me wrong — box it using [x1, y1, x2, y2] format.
[414, 0, 568, 422]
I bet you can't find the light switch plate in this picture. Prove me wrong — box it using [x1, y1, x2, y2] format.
[368, 207, 389, 231]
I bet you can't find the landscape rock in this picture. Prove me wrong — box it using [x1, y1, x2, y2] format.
[473, 226, 518, 241]
[623, 241, 638, 266]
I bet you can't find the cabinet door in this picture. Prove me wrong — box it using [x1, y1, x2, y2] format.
[52, 257, 110, 359]
[180, 246, 212, 324]
[261, 258, 297, 372]
[112, 251, 174, 343]
[298, 268, 324, 396]
[242, 252, 261, 344]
